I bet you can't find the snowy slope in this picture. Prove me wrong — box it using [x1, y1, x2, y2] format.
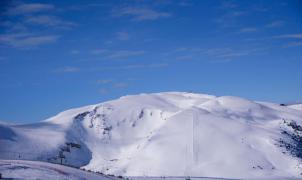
[1, 92, 302, 179]
[289, 104, 302, 111]
[0, 159, 115, 179]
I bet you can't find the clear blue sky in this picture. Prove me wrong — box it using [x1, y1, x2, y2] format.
[1, 0, 302, 123]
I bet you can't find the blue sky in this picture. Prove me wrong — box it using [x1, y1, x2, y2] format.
[1, 0, 302, 123]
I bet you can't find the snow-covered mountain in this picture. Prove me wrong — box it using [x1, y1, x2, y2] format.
[1, 92, 302, 179]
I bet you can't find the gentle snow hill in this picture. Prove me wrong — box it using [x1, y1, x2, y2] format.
[0, 159, 116, 179]
[289, 104, 302, 111]
[0, 160, 298, 180]
[1, 92, 302, 179]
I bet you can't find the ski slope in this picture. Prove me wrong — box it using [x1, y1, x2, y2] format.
[1, 92, 302, 179]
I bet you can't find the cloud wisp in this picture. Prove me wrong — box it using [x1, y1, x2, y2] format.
[273, 33, 302, 39]
[54, 66, 80, 73]
[96, 78, 129, 95]
[24, 15, 76, 28]
[284, 42, 302, 48]
[1, 2, 75, 48]
[239, 27, 257, 33]
[113, 82, 128, 88]
[91, 49, 109, 55]
[0, 33, 59, 48]
[53, 62, 168, 75]
[96, 79, 113, 84]
[266, 20, 284, 28]
[90, 63, 168, 72]
[116, 32, 130, 41]
[90, 49, 146, 59]
[107, 50, 145, 59]
[114, 7, 171, 21]
[167, 46, 264, 62]
[5, 3, 54, 15]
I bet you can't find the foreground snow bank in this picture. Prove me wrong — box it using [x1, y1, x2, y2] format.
[0, 160, 113, 179]
[1, 160, 298, 180]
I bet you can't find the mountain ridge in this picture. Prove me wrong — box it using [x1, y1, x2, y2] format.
[1, 92, 302, 179]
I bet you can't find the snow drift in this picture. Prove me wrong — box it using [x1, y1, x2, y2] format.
[1, 92, 302, 179]
[0, 160, 113, 179]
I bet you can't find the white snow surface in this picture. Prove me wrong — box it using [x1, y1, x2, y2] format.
[1, 92, 302, 179]
[0, 159, 112, 179]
